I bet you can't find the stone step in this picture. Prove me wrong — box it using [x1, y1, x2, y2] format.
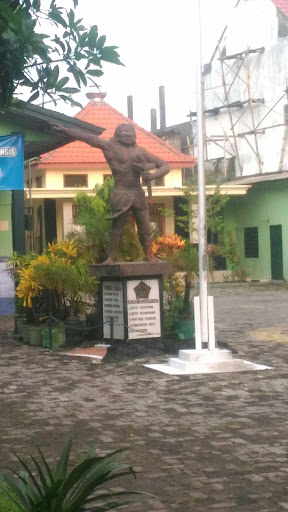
[177, 348, 233, 363]
[168, 357, 256, 374]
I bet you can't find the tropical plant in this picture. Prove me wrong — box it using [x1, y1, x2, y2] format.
[160, 180, 230, 277]
[171, 242, 199, 318]
[152, 234, 198, 333]
[6, 251, 39, 281]
[0, 481, 19, 512]
[117, 223, 144, 262]
[6, 251, 41, 319]
[206, 186, 230, 244]
[222, 231, 248, 282]
[152, 234, 185, 260]
[68, 179, 143, 264]
[14, 241, 98, 322]
[1, 437, 146, 512]
[0, 0, 123, 108]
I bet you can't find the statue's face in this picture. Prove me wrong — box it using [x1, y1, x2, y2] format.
[114, 124, 136, 146]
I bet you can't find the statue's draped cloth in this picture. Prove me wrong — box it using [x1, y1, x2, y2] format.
[109, 185, 148, 219]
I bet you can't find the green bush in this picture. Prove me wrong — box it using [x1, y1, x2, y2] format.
[0, 481, 19, 512]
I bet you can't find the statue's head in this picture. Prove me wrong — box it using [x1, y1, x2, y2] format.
[113, 124, 136, 146]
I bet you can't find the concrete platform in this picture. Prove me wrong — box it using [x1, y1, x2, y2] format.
[145, 348, 271, 375]
[89, 261, 172, 278]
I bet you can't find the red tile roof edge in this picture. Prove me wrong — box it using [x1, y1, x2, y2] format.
[40, 101, 196, 166]
[271, 0, 288, 18]
[76, 101, 196, 162]
[40, 158, 194, 167]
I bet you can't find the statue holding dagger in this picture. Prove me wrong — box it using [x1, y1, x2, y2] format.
[52, 123, 170, 264]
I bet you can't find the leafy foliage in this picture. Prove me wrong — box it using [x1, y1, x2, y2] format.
[161, 180, 231, 278]
[117, 223, 144, 262]
[11, 241, 98, 322]
[0, 481, 19, 512]
[0, 0, 123, 107]
[152, 234, 198, 328]
[152, 234, 185, 261]
[1, 437, 146, 512]
[222, 230, 248, 282]
[68, 180, 113, 264]
[206, 185, 230, 244]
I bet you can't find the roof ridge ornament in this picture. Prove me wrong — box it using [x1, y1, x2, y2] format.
[86, 91, 107, 104]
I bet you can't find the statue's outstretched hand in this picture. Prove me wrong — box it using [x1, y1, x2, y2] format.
[48, 122, 64, 131]
[47, 123, 70, 135]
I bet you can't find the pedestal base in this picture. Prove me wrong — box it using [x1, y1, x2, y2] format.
[89, 261, 171, 278]
[89, 261, 172, 341]
[145, 348, 271, 375]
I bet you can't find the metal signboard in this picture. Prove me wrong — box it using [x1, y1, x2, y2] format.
[127, 279, 161, 339]
[103, 281, 125, 340]
[0, 134, 24, 190]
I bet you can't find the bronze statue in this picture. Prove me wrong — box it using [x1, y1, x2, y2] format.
[54, 123, 170, 264]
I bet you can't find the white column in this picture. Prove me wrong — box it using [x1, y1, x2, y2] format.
[62, 201, 74, 239]
[195, 0, 208, 343]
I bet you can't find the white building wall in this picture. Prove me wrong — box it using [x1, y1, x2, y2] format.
[204, 0, 288, 177]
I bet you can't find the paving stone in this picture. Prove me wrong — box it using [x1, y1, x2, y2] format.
[1, 284, 288, 511]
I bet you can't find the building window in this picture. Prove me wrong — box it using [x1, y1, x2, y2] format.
[182, 168, 194, 186]
[35, 176, 42, 188]
[244, 227, 259, 258]
[64, 174, 88, 187]
[151, 177, 164, 186]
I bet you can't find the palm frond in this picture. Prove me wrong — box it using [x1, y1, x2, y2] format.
[2, 438, 149, 512]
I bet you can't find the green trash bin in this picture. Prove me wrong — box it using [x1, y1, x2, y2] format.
[15, 315, 27, 340]
[42, 323, 66, 349]
[175, 320, 195, 341]
[28, 325, 43, 346]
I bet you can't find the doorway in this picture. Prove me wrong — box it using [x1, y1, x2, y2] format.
[44, 199, 57, 246]
[270, 224, 283, 280]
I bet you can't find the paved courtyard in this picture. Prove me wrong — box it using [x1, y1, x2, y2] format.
[1, 283, 288, 511]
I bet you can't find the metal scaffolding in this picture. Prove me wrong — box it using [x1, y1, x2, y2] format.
[190, 41, 288, 178]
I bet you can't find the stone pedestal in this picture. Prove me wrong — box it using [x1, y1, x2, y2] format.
[89, 261, 171, 341]
[145, 348, 271, 375]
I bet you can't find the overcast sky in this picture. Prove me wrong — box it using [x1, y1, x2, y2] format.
[56, 0, 236, 129]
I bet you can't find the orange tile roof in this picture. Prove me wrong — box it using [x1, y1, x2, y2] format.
[272, 0, 288, 17]
[40, 101, 196, 167]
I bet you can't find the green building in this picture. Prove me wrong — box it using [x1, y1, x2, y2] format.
[225, 173, 288, 281]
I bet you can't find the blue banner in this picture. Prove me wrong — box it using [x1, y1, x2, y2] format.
[0, 134, 24, 190]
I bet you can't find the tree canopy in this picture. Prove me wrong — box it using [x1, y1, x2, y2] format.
[0, 0, 123, 108]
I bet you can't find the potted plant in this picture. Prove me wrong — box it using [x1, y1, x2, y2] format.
[14, 242, 98, 348]
[6, 252, 41, 343]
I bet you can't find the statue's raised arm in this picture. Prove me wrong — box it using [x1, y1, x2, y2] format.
[50, 123, 111, 151]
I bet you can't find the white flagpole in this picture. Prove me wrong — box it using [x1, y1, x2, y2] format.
[195, 0, 209, 344]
